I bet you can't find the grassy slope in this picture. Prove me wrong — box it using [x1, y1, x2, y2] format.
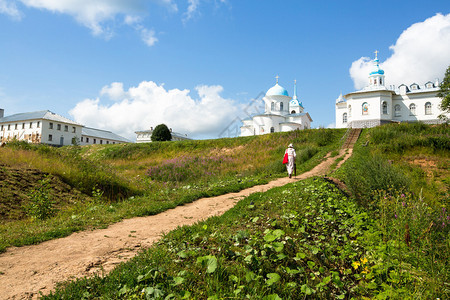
[0, 128, 344, 253]
[44, 123, 449, 299]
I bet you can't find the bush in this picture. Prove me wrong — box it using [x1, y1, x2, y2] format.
[25, 176, 56, 220]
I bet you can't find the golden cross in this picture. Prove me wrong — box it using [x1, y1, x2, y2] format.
[275, 75, 279, 84]
[374, 50, 379, 59]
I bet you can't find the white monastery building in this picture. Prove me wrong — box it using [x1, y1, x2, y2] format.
[135, 127, 191, 143]
[240, 77, 312, 136]
[336, 52, 448, 128]
[0, 109, 130, 146]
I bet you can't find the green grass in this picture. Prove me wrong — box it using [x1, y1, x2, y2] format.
[0, 129, 345, 253]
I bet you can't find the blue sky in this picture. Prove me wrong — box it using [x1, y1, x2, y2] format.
[1, 0, 449, 140]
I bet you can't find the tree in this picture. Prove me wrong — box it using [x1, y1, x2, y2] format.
[437, 65, 450, 117]
[151, 124, 172, 142]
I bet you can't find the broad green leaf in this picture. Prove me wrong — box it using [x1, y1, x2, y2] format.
[307, 261, 316, 269]
[301, 284, 314, 295]
[272, 242, 284, 252]
[263, 294, 282, 300]
[266, 273, 281, 286]
[264, 233, 277, 242]
[173, 276, 185, 285]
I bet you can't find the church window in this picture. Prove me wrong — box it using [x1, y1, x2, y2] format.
[362, 102, 369, 115]
[380, 78, 383, 85]
[425, 102, 432, 115]
[394, 104, 401, 117]
[280, 102, 284, 111]
[291, 110, 296, 114]
[374, 78, 377, 85]
[348, 105, 352, 117]
[343, 113, 347, 123]
[382, 101, 388, 115]
[270, 127, 275, 133]
[271, 103, 275, 111]
[409, 103, 416, 115]
[48, 134, 52, 142]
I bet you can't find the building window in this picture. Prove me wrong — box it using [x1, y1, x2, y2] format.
[49, 123, 53, 129]
[57, 124, 61, 130]
[22, 123, 25, 129]
[409, 103, 416, 116]
[291, 110, 296, 114]
[100, 140, 103, 144]
[343, 113, 347, 123]
[271, 102, 275, 111]
[72, 127, 76, 133]
[382, 101, 388, 115]
[8, 124, 11, 130]
[81, 137, 84, 142]
[86, 137, 89, 143]
[93, 139, 96, 144]
[362, 102, 369, 115]
[48, 134, 53, 141]
[374, 78, 377, 85]
[380, 78, 383, 85]
[394, 104, 401, 117]
[280, 102, 284, 111]
[270, 127, 275, 133]
[425, 102, 432, 115]
[37, 121, 40, 128]
[29, 122, 32, 128]
[106, 141, 110, 144]
[348, 105, 352, 117]
[15, 124, 18, 130]
[64, 125, 68, 132]
[0, 125, 3, 131]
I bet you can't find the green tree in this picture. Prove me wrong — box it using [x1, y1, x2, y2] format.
[151, 124, 172, 142]
[437, 65, 450, 116]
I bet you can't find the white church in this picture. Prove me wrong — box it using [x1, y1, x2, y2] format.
[240, 77, 312, 136]
[336, 52, 448, 128]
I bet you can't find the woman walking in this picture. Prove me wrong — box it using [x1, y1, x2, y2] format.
[284, 144, 296, 178]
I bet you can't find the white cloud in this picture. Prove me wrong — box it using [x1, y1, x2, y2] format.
[183, 0, 199, 23]
[350, 13, 450, 90]
[0, 0, 21, 19]
[69, 81, 239, 140]
[140, 28, 158, 46]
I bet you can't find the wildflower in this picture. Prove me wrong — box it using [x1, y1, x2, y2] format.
[360, 257, 368, 265]
[395, 214, 397, 218]
[402, 202, 406, 207]
[352, 261, 360, 269]
[401, 193, 405, 198]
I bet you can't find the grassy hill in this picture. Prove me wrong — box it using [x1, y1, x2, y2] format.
[1, 124, 448, 298]
[0, 128, 344, 253]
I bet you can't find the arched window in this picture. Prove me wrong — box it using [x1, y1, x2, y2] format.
[343, 113, 347, 123]
[291, 110, 296, 114]
[425, 102, 432, 115]
[271, 102, 275, 111]
[382, 101, 388, 115]
[362, 102, 369, 115]
[270, 127, 275, 133]
[348, 105, 352, 117]
[280, 102, 284, 111]
[394, 104, 401, 117]
[409, 103, 416, 116]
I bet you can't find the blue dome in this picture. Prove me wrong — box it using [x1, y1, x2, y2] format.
[370, 69, 385, 75]
[266, 83, 289, 96]
[290, 99, 300, 106]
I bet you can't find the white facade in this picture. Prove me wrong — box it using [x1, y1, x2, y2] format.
[0, 110, 130, 146]
[336, 53, 448, 128]
[240, 78, 312, 136]
[135, 127, 191, 143]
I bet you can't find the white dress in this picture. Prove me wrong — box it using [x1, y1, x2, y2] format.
[285, 147, 296, 175]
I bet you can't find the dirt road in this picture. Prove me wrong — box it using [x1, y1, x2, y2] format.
[0, 147, 351, 300]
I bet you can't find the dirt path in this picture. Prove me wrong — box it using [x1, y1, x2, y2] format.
[0, 147, 353, 299]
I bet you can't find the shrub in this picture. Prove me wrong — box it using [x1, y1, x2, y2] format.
[25, 176, 56, 220]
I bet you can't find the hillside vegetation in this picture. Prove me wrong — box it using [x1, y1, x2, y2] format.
[41, 123, 448, 299]
[0, 128, 343, 253]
